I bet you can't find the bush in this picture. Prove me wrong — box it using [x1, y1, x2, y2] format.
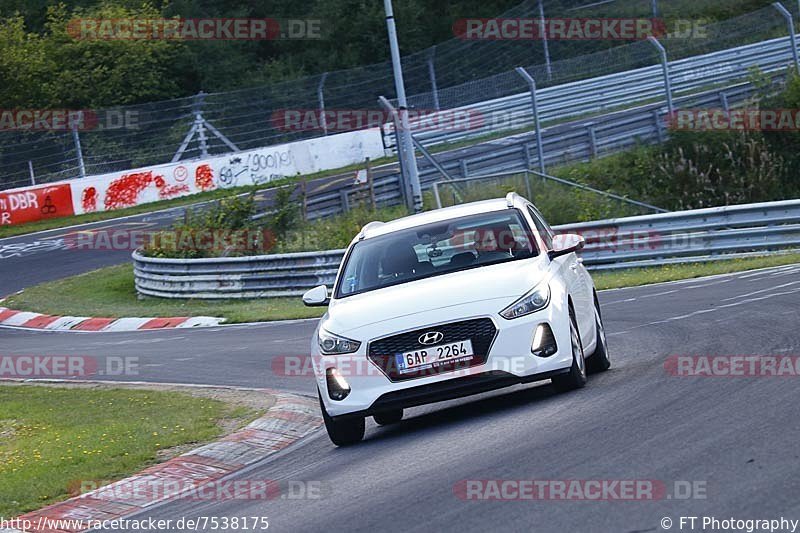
[142, 191, 275, 259]
[276, 205, 410, 253]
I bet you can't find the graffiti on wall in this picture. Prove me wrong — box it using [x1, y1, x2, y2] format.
[1, 128, 385, 226]
[0, 185, 74, 225]
[219, 149, 294, 187]
[102, 171, 193, 211]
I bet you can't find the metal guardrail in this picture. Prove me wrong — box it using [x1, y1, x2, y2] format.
[384, 36, 799, 149]
[305, 78, 765, 220]
[133, 199, 800, 299]
[133, 249, 345, 299]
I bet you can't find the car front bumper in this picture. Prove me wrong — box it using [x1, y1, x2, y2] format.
[314, 296, 574, 418]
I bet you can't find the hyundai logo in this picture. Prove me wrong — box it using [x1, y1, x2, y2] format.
[419, 331, 444, 345]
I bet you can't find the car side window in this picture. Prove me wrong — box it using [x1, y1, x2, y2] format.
[527, 205, 554, 250]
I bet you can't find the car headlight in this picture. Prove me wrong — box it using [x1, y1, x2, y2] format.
[318, 329, 361, 355]
[500, 283, 551, 319]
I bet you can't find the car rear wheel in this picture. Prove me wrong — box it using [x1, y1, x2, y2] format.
[551, 309, 587, 392]
[318, 390, 365, 446]
[587, 294, 611, 374]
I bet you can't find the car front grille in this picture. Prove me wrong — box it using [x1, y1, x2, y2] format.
[367, 318, 498, 382]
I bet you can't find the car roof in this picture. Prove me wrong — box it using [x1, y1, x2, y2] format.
[359, 195, 524, 240]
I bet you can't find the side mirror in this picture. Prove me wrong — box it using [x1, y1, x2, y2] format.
[548, 233, 585, 260]
[303, 285, 330, 307]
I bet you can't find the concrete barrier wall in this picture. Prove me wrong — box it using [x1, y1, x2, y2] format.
[0, 128, 386, 226]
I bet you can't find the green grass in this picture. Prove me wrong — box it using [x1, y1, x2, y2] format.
[592, 253, 800, 290]
[3, 264, 325, 323]
[0, 385, 254, 517]
[4, 253, 799, 323]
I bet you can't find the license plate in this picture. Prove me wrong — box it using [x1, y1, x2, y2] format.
[396, 340, 474, 373]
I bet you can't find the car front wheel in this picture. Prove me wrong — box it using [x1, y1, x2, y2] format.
[318, 390, 365, 446]
[587, 293, 611, 373]
[551, 308, 587, 392]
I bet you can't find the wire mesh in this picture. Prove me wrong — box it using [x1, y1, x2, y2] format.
[0, 0, 793, 191]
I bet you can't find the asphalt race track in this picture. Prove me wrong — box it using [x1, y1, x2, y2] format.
[3, 264, 800, 532]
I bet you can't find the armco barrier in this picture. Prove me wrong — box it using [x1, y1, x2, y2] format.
[133, 249, 346, 299]
[305, 79, 763, 220]
[387, 36, 799, 149]
[133, 199, 800, 299]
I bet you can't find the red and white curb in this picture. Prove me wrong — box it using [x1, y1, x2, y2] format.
[9, 391, 321, 533]
[0, 307, 224, 332]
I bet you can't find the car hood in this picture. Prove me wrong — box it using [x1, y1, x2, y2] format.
[323, 257, 549, 335]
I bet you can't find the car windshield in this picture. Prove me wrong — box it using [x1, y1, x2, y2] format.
[335, 209, 537, 298]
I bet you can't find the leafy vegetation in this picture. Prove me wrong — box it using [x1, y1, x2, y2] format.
[0, 0, 778, 109]
[553, 72, 800, 211]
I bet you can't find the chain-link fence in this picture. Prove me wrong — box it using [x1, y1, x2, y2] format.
[1, 0, 795, 192]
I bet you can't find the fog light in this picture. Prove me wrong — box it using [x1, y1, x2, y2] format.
[326, 368, 351, 401]
[531, 324, 557, 358]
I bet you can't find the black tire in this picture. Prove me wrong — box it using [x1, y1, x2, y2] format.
[587, 294, 611, 374]
[318, 391, 365, 446]
[551, 308, 588, 392]
[373, 409, 403, 426]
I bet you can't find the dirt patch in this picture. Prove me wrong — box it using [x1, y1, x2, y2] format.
[0, 419, 16, 439]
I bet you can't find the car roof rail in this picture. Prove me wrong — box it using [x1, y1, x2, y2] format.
[506, 192, 519, 208]
[358, 220, 384, 240]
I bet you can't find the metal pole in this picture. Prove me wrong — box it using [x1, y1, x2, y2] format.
[538, 0, 552, 81]
[195, 91, 209, 158]
[379, 96, 410, 209]
[515, 67, 546, 174]
[196, 113, 209, 158]
[28, 160, 35, 186]
[318, 72, 329, 135]
[651, 0, 658, 17]
[647, 36, 674, 115]
[428, 46, 440, 111]
[384, 0, 423, 212]
[71, 112, 86, 179]
[773, 3, 800, 72]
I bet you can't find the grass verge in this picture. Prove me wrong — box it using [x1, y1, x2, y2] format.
[0, 383, 261, 517]
[2, 264, 325, 323]
[3, 253, 799, 323]
[591, 253, 800, 290]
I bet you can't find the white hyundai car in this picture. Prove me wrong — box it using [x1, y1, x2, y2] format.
[303, 193, 610, 446]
